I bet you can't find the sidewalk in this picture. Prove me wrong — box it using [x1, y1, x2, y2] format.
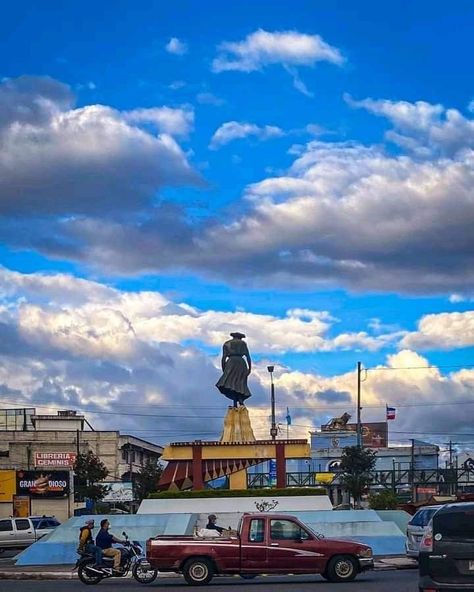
[0, 558, 418, 580]
[374, 556, 418, 570]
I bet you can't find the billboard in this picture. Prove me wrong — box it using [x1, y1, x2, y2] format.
[0, 470, 16, 502]
[13, 495, 31, 517]
[346, 422, 388, 448]
[35, 452, 76, 468]
[16, 470, 70, 498]
[102, 482, 134, 502]
[318, 422, 388, 447]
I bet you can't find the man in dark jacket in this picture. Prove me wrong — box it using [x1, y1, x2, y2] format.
[96, 519, 125, 573]
[78, 519, 102, 566]
[206, 514, 225, 534]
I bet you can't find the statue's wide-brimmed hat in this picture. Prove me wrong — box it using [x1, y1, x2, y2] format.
[230, 331, 246, 338]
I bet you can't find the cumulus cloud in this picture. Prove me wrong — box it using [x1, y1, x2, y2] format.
[0, 266, 398, 441]
[212, 29, 344, 72]
[124, 106, 194, 136]
[209, 121, 284, 149]
[346, 94, 474, 157]
[400, 311, 474, 350]
[165, 37, 188, 55]
[212, 29, 344, 96]
[3, 82, 474, 296]
[0, 76, 199, 217]
[0, 267, 395, 356]
[1, 266, 473, 443]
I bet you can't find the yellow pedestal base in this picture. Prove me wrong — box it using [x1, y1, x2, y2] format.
[220, 406, 256, 443]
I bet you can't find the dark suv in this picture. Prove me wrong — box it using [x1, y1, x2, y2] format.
[419, 502, 474, 591]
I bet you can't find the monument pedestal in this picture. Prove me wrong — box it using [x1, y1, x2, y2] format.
[220, 406, 256, 442]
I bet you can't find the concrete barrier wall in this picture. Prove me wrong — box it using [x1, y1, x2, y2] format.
[16, 514, 197, 566]
[138, 495, 333, 514]
[16, 508, 407, 566]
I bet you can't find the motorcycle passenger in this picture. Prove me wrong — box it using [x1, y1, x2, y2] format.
[78, 519, 103, 567]
[96, 519, 125, 574]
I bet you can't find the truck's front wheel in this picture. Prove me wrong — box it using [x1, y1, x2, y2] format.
[325, 555, 358, 582]
[182, 558, 214, 586]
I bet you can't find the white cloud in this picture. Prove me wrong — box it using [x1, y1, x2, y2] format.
[210, 121, 284, 149]
[400, 311, 474, 350]
[196, 92, 224, 106]
[1, 266, 474, 443]
[192, 137, 474, 292]
[124, 106, 194, 136]
[212, 29, 344, 73]
[0, 76, 199, 217]
[165, 37, 188, 56]
[346, 94, 474, 157]
[0, 267, 395, 360]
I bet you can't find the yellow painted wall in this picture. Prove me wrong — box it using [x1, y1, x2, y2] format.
[0, 470, 16, 502]
[162, 442, 310, 461]
[229, 469, 247, 490]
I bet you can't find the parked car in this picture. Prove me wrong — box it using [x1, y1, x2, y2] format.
[29, 515, 61, 538]
[406, 505, 442, 558]
[0, 516, 59, 553]
[419, 502, 474, 591]
[147, 512, 374, 585]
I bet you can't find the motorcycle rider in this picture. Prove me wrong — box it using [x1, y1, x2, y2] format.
[96, 518, 125, 574]
[78, 519, 103, 568]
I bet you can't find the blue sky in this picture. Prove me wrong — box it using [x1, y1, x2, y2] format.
[0, 1, 474, 447]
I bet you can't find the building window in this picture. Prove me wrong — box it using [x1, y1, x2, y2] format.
[122, 449, 128, 462]
[139, 451, 143, 465]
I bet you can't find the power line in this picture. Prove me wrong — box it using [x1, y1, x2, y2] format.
[366, 364, 474, 371]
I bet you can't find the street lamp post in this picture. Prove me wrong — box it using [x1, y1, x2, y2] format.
[267, 366, 278, 440]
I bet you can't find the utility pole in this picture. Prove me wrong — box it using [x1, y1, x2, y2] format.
[356, 362, 362, 448]
[448, 440, 453, 468]
[411, 438, 416, 502]
[268, 366, 277, 440]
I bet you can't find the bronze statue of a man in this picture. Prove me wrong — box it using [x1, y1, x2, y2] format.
[216, 332, 252, 407]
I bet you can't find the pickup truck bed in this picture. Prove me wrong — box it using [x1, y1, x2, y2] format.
[147, 512, 373, 585]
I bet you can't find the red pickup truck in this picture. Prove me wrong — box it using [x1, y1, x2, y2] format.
[146, 512, 374, 585]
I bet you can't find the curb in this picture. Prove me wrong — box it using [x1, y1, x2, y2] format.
[0, 565, 417, 580]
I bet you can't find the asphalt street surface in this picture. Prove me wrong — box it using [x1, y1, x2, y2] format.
[0, 571, 418, 591]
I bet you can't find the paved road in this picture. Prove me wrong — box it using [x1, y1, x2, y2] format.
[0, 571, 418, 591]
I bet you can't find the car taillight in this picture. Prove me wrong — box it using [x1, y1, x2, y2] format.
[420, 527, 433, 552]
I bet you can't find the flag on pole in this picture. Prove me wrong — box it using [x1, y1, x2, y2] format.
[286, 407, 292, 426]
[386, 405, 396, 420]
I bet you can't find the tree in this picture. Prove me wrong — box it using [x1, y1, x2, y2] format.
[74, 450, 109, 505]
[339, 446, 377, 508]
[368, 489, 398, 510]
[134, 459, 163, 502]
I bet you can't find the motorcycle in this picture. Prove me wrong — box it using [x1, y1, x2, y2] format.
[76, 531, 157, 585]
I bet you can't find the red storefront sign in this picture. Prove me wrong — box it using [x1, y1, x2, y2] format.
[417, 486, 437, 495]
[35, 452, 77, 467]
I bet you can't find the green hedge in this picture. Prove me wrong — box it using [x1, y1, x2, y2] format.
[148, 487, 326, 499]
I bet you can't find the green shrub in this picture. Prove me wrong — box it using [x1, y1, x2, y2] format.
[368, 489, 399, 510]
[148, 487, 326, 499]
